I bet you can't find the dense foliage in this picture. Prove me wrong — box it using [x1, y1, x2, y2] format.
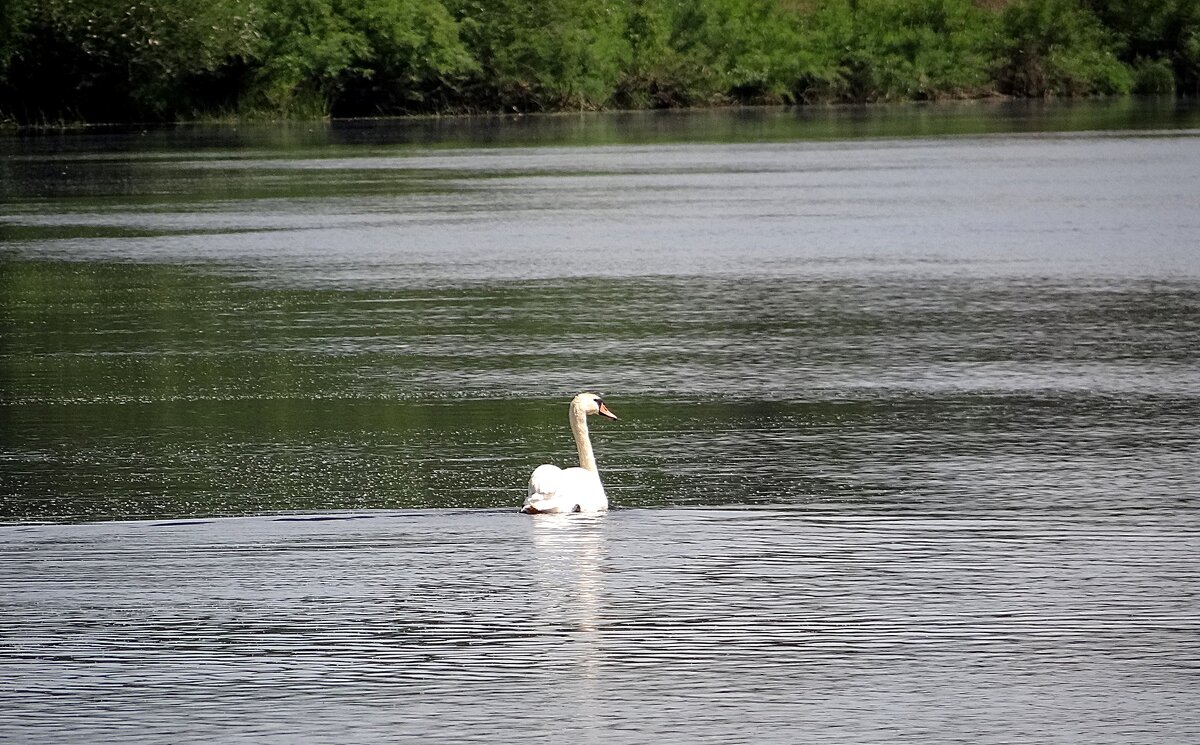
[0, 0, 1194, 123]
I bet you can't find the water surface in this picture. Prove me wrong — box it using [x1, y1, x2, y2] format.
[4, 510, 1199, 744]
[2, 100, 1199, 742]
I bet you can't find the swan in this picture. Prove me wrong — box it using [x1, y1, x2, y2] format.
[521, 392, 618, 514]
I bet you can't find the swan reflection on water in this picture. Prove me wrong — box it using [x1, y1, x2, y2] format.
[524, 511, 612, 732]
[528, 512, 609, 635]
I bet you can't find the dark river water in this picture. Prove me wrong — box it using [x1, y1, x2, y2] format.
[2, 100, 1199, 742]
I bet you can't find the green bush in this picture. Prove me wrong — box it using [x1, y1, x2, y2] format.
[612, 0, 719, 108]
[248, 0, 474, 117]
[1132, 56, 1177, 93]
[0, 0, 29, 77]
[336, 0, 476, 114]
[788, 0, 856, 102]
[666, 0, 813, 104]
[0, 0, 1188, 124]
[0, 0, 257, 121]
[844, 0, 999, 101]
[449, 0, 632, 111]
[617, 0, 871, 107]
[248, 0, 368, 116]
[995, 0, 1133, 96]
[1087, 0, 1200, 95]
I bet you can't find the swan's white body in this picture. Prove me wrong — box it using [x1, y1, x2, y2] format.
[521, 393, 617, 514]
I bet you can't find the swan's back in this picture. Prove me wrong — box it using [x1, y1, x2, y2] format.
[522, 465, 608, 514]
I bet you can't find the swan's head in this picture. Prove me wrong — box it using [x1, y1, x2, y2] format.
[571, 392, 618, 421]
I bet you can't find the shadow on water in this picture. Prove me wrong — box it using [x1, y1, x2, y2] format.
[3, 97, 1199, 159]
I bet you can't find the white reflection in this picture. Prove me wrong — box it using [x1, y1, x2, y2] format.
[528, 512, 609, 729]
[529, 513, 608, 636]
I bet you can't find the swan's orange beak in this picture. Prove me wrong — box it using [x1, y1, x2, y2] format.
[597, 401, 618, 420]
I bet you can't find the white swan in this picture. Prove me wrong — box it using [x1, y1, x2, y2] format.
[521, 392, 618, 514]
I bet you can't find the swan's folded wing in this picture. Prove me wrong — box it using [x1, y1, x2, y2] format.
[528, 464, 562, 498]
[525, 465, 577, 513]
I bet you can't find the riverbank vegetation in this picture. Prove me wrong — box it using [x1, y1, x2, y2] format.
[1, 0, 1196, 124]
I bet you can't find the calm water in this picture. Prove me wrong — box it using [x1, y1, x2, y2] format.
[2, 100, 1200, 742]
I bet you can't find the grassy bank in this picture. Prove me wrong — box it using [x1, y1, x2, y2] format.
[1, 0, 1196, 125]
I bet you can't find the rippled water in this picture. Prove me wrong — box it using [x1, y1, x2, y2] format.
[3, 511, 1198, 743]
[2, 101, 1200, 741]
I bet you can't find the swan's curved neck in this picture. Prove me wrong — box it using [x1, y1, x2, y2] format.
[570, 406, 598, 472]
